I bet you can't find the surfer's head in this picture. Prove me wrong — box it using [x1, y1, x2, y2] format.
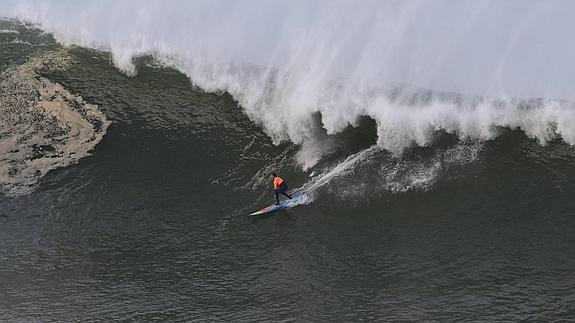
[271, 172, 277, 177]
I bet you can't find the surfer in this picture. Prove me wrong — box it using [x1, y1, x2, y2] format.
[272, 172, 292, 205]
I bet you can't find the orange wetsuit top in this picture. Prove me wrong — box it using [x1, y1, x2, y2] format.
[273, 176, 284, 189]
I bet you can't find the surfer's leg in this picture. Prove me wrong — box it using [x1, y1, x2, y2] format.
[279, 183, 291, 199]
[274, 190, 280, 204]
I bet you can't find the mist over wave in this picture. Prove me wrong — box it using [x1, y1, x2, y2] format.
[3, 0, 575, 166]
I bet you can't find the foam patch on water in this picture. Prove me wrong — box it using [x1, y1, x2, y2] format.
[0, 50, 110, 196]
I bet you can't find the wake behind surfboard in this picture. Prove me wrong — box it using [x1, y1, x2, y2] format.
[250, 191, 303, 216]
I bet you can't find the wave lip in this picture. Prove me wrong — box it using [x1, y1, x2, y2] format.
[3, 1, 575, 167]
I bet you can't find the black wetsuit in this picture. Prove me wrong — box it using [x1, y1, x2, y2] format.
[274, 181, 291, 204]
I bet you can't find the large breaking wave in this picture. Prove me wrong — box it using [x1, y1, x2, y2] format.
[2, 0, 575, 168]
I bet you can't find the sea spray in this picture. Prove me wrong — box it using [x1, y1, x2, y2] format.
[2, 0, 575, 167]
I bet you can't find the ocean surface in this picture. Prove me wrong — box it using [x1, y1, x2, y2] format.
[2, 3, 575, 321]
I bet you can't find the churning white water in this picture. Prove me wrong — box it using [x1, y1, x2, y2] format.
[2, 0, 575, 165]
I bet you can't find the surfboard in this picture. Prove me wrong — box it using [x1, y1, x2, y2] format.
[250, 191, 303, 216]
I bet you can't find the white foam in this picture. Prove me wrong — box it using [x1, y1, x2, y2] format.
[0, 50, 110, 196]
[3, 0, 575, 164]
[0, 28, 19, 34]
[294, 140, 482, 202]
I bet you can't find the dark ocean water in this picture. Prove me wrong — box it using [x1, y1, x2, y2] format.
[2, 21, 575, 322]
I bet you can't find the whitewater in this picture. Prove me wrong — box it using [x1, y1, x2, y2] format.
[2, 0, 575, 168]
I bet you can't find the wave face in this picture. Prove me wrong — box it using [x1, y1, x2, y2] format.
[2, 0, 575, 165]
